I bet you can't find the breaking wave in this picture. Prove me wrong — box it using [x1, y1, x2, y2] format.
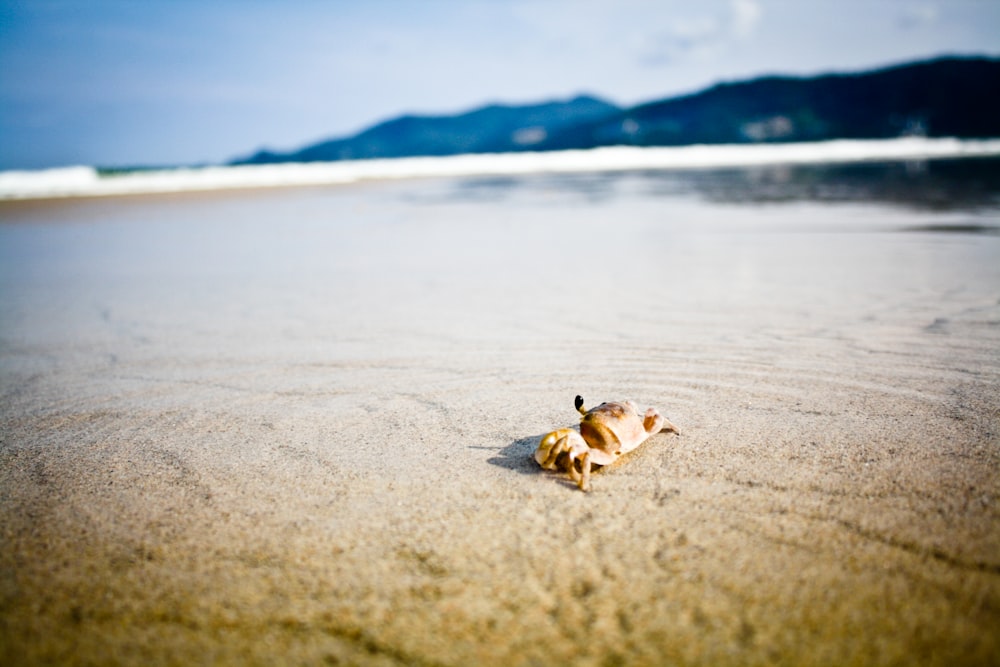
[3, 137, 1000, 200]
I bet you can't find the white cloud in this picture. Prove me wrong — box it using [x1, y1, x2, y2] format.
[730, 0, 762, 37]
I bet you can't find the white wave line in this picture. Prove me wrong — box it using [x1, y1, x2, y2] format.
[2, 137, 1000, 200]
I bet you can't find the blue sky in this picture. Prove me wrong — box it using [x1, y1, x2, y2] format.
[1, 0, 998, 170]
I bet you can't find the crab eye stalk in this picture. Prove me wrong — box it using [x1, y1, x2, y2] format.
[575, 395, 586, 413]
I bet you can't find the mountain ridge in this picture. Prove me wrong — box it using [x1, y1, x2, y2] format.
[232, 55, 1000, 165]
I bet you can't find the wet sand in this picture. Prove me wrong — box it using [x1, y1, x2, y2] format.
[2, 170, 999, 665]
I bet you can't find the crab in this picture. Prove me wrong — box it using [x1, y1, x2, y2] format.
[534, 395, 679, 491]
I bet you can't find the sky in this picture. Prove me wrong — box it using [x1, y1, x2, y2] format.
[1, 0, 998, 170]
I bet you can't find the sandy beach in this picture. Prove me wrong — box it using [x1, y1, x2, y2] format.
[2, 166, 999, 665]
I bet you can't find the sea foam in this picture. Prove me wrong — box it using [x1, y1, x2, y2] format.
[2, 137, 1000, 201]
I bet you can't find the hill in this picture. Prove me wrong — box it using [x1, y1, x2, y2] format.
[236, 95, 620, 164]
[539, 56, 1000, 150]
[233, 56, 1000, 165]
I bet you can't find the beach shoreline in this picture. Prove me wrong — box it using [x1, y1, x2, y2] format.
[4, 137, 1000, 202]
[2, 172, 998, 665]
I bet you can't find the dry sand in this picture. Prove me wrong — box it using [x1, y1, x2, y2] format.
[1, 173, 999, 665]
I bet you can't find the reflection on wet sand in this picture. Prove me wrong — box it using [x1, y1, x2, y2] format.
[448, 157, 1000, 211]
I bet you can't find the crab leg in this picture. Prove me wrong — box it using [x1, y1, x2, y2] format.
[579, 451, 592, 491]
[567, 450, 592, 492]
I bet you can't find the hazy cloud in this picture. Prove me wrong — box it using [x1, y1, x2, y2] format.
[898, 4, 938, 29]
[640, 0, 762, 65]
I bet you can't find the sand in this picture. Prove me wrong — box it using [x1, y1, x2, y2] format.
[1, 170, 999, 666]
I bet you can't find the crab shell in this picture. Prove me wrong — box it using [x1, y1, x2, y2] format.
[579, 400, 665, 465]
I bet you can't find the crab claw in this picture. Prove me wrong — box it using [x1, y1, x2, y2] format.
[534, 428, 593, 491]
[535, 428, 588, 469]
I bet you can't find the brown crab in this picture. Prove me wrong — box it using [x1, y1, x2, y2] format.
[534, 395, 679, 491]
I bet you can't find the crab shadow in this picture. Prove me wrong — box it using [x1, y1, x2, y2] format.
[486, 433, 547, 475]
